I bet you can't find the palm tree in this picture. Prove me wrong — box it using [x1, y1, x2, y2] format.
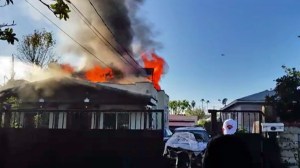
[206, 100, 210, 111]
[191, 100, 196, 110]
[201, 99, 205, 111]
[222, 98, 228, 107]
[181, 100, 190, 114]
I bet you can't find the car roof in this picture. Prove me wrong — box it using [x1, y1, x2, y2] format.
[175, 127, 206, 131]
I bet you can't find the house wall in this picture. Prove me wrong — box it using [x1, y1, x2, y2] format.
[157, 90, 169, 129]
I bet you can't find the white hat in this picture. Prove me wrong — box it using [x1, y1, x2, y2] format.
[222, 119, 237, 135]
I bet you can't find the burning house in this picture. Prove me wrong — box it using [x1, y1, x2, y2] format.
[0, 71, 169, 168]
[0, 69, 169, 130]
[0, 1, 171, 167]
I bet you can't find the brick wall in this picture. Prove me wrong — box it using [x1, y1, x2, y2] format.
[278, 126, 300, 168]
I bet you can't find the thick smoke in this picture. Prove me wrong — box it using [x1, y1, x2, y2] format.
[126, 0, 162, 55]
[90, 0, 133, 55]
[59, 0, 161, 74]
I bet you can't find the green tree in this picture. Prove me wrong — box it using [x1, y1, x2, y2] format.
[169, 100, 192, 114]
[180, 100, 190, 113]
[169, 100, 177, 114]
[16, 29, 58, 68]
[266, 66, 300, 122]
[185, 108, 205, 120]
[201, 99, 205, 110]
[206, 100, 210, 111]
[0, 0, 71, 45]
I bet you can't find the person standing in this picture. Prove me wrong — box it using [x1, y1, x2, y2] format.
[202, 119, 253, 168]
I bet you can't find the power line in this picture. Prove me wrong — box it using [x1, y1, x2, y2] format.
[88, 0, 143, 68]
[25, 0, 107, 66]
[68, 1, 142, 73]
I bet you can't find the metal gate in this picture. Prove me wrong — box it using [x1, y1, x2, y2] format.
[208, 109, 265, 136]
[0, 109, 166, 168]
[207, 110, 285, 168]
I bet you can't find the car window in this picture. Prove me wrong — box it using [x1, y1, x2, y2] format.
[165, 129, 173, 137]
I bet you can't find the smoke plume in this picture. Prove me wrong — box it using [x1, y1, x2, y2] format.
[59, 0, 161, 75]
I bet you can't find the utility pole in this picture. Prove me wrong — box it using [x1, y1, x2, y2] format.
[11, 54, 15, 80]
[3, 75, 8, 85]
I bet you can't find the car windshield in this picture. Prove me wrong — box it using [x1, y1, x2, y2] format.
[175, 130, 210, 142]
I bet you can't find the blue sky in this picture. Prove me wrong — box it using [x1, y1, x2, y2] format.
[141, 0, 300, 109]
[1, 0, 300, 109]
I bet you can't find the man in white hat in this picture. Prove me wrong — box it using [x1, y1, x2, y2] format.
[202, 119, 252, 168]
[222, 118, 238, 135]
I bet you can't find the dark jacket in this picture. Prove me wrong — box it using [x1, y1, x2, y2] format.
[202, 134, 253, 168]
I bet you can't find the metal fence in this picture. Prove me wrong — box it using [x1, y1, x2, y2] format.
[0, 109, 164, 131]
[208, 110, 265, 136]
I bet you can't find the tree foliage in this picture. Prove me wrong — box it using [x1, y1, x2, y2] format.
[0, 0, 71, 45]
[266, 66, 300, 122]
[169, 100, 191, 114]
[185, 108, 205, 120]
[16, 29, 58, 68]
[0, 26, 18, 45]
[222, 98, 228, 106]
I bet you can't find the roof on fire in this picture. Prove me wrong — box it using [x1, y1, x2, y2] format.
[0, 77, 154, 105]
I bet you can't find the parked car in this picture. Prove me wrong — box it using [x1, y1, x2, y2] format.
[163, 127, 210, 168]
[174, 127, 211, 143]
[164, 128, 173, 142]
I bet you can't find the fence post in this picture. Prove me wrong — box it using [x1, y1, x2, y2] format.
[208, 110, 218, 136]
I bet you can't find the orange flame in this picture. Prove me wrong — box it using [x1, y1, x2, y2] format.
[142, 52, 166, 90]
[60, 64, 74, 74]
[85, 65, 114, 82]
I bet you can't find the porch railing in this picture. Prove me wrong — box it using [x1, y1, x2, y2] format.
[208, 110, 265, 136]
[0, 109, 164, 131]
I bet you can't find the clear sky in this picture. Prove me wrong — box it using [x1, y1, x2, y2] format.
[1, 0, 300, 109]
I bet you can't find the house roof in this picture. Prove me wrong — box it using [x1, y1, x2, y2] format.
[221, 90, 275, 111]
[169, 115, 197, 122]
[0, 77, 153, 105]
[169, 122, 196, 127]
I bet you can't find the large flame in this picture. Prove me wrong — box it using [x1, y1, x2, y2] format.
[142, 52, 166, 90]
[57, 52, 167, 89]
[85, 65, 114, 82]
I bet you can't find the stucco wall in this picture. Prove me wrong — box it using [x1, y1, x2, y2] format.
[278, 126, 300, 168]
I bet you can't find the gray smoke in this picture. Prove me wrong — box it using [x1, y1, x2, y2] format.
[90, 0, 133, 55]
[59, 0, 162, 75]
[126, 0, 162, 55]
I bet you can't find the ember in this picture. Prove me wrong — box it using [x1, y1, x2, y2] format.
[142, 52, 166, 90]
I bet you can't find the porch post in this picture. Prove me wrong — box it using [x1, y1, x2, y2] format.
[208, 110, 218, 136]
[259, 112, 262, 135]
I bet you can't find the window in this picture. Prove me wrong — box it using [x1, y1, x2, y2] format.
[103, 113, 130, 130]
[117, 113, 129, 129]
[49, 112, 67, 129]
[103, 113, 116, 129]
